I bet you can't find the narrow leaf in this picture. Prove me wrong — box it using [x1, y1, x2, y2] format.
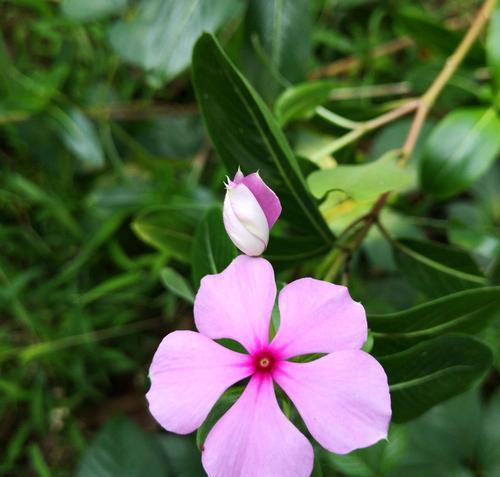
[369, 287, 500, 355]
[192, 33, 334, 246]
[393, 238, 486, 299]
[380, 334, 492, 422]
[191, 207, 237, 289]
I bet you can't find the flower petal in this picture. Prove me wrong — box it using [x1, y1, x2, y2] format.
[146, 331, 252, 434]
[236, 172, 281, 228]
[194, 255, 276, 353]
[202, 375, 314, 477]
[275, 351, 391, 454]
[271, 278, 367, 359]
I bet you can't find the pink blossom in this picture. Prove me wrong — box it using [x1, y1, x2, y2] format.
[223, 169, 281, 256]
[147, 256, 391, 477]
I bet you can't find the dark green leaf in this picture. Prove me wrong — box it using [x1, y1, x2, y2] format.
[487, 4, 500, 90]
[132, 204, 207, 263]
[264, 234, 331, 266]
[51, 108, 105, 173]
[380, 334, 492, 422]
[242, 0, 312, 101]
[160, 267, 194, 304]
[274, 80, 335, 127]
[393, 238, 486, 299]
[62, 0, 126, 21]
[397, 7, 483, 63]
[192, 33, 334, 245]
[77, 417, 169, 477]
[191, 207, 237, 289]
[196, 387, 243, 450]
[325, 426, 407, 477]
[420, 108, 500, 199]
[308, 151, 415, 200]
[369, 287, 500, 355]
[109, 0, 242, 83]
[157, 435, 205, 477]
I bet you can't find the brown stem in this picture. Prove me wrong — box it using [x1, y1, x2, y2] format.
[401, 0, 498, 161]
[324, 0, 497, 283]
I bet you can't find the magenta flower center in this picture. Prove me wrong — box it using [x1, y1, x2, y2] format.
[252, 349, 279, 373]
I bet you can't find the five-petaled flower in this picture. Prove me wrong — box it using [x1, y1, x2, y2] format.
[147, 255, 391, 477]
[223, 169, 281, 256]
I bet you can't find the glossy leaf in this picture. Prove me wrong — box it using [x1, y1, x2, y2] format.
[62, 0, 126, 21]
[132, 204, 207, 263]
[274, 80, 335, 126]
[369, 287, 500, 355]
[77, 418, 168, 477]
[420, 108, 500, 199]
[487, 3, 500, 89]
[196, 386, 242, 450]
[160, 267, 194, 304]
[109, 0, 242, 83]
[192, 33, 334, 245]
[51, 108, 104, 172]
[393, 238, 486, 299]
[264, 234, 331, 267]
[325, 426, 407, 477]
[380, 334, 493, 422]
[191, 207, 237, 289]
[242, 0, 312, 101]
[308, 151, 415, 200]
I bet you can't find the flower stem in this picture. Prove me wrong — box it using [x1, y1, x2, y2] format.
[322, 0, 497, 283]
[400, 0, 498, 162]
[311, 99, 419, 160]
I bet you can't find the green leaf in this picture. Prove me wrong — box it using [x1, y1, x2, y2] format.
[132, 204, 207, 263]
[264, 234, 331, 266]
[397, 6, 483, 63]
[325, 426, 407, 477]
[420, 108, 500, 199]
[109, 0, 242, 84]
[192, 33, 334, 246]
[157, 435, 205, 477]
[51, 108, 105, 173]
[490, 257, 500, 285]
[196, 387, 242, 450]
[308, 151, 415, 200]
[487, 4, 500, 90]
[160, 267, 194, 304]
[62, 0, 126, 21]
[191, 207, 237, 289]
[274, 80, 335, 127]
[77, 417, 169, 477]
[393, 238, 487, 299]
[242, 0, 312, 101]
[369, 287, 500, 355]
[380, 334, 492, 422]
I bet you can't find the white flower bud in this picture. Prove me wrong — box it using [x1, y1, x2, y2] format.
[223, 182, 269, 256]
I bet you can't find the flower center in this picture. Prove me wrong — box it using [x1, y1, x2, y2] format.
[253, 351, 276, 373]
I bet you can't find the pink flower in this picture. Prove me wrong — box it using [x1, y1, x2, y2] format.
[147, 256, 391, 477]
[223, 169, 281, 256]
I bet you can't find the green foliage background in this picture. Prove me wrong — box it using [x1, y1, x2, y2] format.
[0, 0, 499, 476]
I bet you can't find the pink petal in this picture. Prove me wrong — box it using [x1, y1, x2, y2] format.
[234, 172, 281, 228]
[194, 255, 276, 353]
[275, 351, 391, 454]
[271, 278, 367, 359]
[146, 331, 252, 434]
[202, 375, 314, 477]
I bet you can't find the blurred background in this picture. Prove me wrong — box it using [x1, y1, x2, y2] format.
[1, 0, 499, 476]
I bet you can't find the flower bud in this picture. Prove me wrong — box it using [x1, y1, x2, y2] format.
[223, 169, 281, 256]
